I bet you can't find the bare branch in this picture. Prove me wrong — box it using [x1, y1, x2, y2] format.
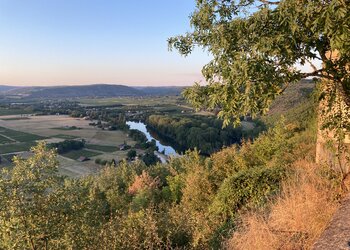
[306, 59, 318, 72]
[259, 0, 280, 5]
[299, 68, 334, 80]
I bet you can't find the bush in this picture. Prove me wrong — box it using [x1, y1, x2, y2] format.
[48, 139, 85, 154]
[229, 161, 340, 249]
[210, 167, 285, 220]
[127, 149, 137, 160]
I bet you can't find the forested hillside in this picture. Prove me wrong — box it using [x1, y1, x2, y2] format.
[146, 114, 264, 155]
[1, 84, 184, 99]
[1, 91, 340, 249]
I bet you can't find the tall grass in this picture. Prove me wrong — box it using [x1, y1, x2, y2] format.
[228, 160, 340, 249]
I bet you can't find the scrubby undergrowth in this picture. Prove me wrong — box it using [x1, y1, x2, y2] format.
[0, 92, 343, 249]
[228, 160, 340, 249]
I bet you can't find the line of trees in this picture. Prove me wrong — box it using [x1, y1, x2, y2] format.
[48, 139, 85, 154]
[128, 129, 158, 151]
[146, 114, 264, 155]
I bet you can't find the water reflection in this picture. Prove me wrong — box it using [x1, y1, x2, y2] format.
[126, 121, 177, 156]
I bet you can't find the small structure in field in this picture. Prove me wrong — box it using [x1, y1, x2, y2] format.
[118, 143, 128, 151]
[77, 156, 90, 162]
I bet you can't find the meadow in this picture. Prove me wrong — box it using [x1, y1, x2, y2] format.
[61, 149, 102, 160]
[78, 96, 182, 106]
[0, 107, 34, 116]
[0, 115, 137, 177]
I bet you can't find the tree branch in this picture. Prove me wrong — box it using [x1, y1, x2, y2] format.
[259, 0, 280, 5]
[299, 68, 334, 80]
[306, 58, 318, 72]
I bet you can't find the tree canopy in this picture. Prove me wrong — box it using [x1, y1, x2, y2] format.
[168, 0, 350, 125]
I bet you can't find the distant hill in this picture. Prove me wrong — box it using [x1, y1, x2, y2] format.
[27, 84, 143, 98]
[2, 84, 185, 99]
[134, 86, 184, 96]
[268, 79, 315, 115]
[5, 84, 144, 98]
[0, 85, 19, 92]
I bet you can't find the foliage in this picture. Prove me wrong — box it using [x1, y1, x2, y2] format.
[141, 151, 160, 166]
[210, 166, 284, 219]
[147, 114, 263, 154]
[127, 149, 137, 160]
[0, 95, 320, 249]
[229, 160, 340, 249]
[128, 129, 158, 150]
[169, 0, 350, 125]
[48, 139, 86, 154]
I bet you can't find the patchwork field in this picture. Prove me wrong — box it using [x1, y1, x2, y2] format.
[78, 96, 181, 106]
[0, 108, 34, 116]
[61, 149, 102, 160]
[0, 115, 137, 177]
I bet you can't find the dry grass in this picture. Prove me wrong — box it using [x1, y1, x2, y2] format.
[228, 160, 340, 250]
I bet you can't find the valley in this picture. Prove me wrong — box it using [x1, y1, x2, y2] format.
[0, 115, 136, 177]
[0, 92, 264, 178]
[0, 81, 313, 178]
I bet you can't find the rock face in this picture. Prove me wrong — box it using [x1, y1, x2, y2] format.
[312, 195, 350, 250]
[314, 50, 350, 249]
[315, 50, 350, 170]
[315, 88, 350, 168]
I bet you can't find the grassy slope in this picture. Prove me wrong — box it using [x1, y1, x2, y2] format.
[228, 83, 342, 249]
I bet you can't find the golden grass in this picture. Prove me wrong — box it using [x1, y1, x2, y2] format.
[228, 160, 340, 250]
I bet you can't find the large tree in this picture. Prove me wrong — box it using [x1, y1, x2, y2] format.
[169, 0, 350, 125]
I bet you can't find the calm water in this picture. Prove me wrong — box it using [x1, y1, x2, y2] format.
[126, 121, 177, 156]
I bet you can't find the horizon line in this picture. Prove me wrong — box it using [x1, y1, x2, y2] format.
[0, 83, 193, 88]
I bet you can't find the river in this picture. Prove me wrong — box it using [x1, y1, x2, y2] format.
[126, 121, 178, 156]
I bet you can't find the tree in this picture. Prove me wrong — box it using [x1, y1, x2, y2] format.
[169, 0, 350, 125]
[127, 149, 137, 160]
[0, 142, 62, 249]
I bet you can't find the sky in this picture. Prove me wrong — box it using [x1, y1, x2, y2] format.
[0, 0, 210, 86]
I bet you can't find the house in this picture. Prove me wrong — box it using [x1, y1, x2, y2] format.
[77, 156, 90, 162]
[118, 143, 127, 151]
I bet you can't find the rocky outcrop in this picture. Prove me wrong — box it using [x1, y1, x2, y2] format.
[315, 50, 350, 170]
[312, 195, 350, 249]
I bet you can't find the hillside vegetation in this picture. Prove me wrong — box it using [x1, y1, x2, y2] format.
[1, 84, 184, 99]
[0, 90, 341, 249]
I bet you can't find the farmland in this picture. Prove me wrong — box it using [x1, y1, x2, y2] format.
[0, 115, 137, 177]
[0, 107, 34, 116]
[78, 96, 183, 107]
[61, 149, 102, 160]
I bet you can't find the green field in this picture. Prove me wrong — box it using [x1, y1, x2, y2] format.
[0, 126, 46, 154]
[78, 96, 182, 106]
[2, 154, 16, 162]
[0, 134, 14, 144]
[0, 126, 45, 142]
[52, 126, 82, 131]
[53, 134, 79, 139]
[86, 144, 117, 152]
[61, 149, 102, 160]
[0, 142, 36, 154]
[0, 108, 34, 116]
[0, 117, 30, 121]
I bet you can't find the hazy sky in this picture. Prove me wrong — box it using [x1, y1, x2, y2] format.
[0, 0, 210, 86]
